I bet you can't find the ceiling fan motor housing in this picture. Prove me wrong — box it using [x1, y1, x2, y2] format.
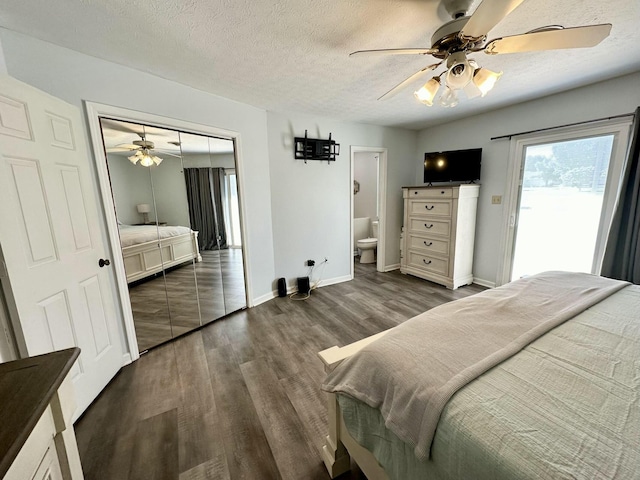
[430, 17, 484, 58]
[133, 139, 155, 149]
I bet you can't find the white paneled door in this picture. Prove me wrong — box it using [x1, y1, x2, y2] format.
[0, 75, 124, 416]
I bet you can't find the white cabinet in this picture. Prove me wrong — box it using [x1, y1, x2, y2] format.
[1, 349, 83, 480]
[400, 185, 479, 289]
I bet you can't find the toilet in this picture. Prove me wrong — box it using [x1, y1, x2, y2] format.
[356, 220, 378, 264]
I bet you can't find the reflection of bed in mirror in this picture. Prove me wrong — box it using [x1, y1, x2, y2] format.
[119, 224, 202, 283]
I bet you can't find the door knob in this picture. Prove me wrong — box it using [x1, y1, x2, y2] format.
[99, 259, 111, 268]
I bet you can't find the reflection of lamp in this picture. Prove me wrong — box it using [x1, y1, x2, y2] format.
[137, 203, 151, 224]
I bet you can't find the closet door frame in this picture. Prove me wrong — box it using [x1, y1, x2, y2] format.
[85, 102, 251, 362]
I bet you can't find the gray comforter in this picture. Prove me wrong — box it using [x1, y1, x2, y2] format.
[322, 271, 629, 461]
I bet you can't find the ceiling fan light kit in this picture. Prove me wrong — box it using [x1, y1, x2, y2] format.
[128, 149, 163, 167]
[351, 0, 611, 108]
[414, 78, 441, 106]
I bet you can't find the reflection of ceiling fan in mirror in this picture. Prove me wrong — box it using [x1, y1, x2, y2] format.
[351, 0, 612, 107]
[106, 134, 182, 167]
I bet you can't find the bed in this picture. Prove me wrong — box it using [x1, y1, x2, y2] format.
[118, 224, 202, 283]
[319, 271, 640, 480]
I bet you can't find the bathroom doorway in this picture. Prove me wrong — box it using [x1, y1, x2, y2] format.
[351, 146, 387, 278]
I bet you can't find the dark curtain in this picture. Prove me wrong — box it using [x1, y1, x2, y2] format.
[601, 107, 640, 283]
[210, 168, 228, 249]
[184, 168, 228, 250]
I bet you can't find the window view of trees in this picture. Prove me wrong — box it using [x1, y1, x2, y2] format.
[511, 135, 616, 280]
[523, 136, 613, 191]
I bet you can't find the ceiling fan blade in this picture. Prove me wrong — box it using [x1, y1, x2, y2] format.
[459, 0, 525, 39]
[154, 150, 183, 158]
[106, 146, 140, 153]
[350, 48, 437, 57]
[113, 143, 141, 150]
[378, 62, 442, 101]
[484, 24, 612, 54]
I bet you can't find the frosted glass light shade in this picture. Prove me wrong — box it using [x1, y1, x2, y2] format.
[439, 86, 459, 108]
[128, 149, 163, 167]
[473, 68, 503, 96]
[414, 78, 440, 106]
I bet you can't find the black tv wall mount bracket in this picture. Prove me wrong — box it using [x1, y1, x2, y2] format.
[294, 130, 340, 164]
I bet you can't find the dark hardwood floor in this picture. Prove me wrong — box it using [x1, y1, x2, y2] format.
[75, 264, 485, 479]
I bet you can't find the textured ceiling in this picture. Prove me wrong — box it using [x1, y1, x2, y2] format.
[1, 0, 639, 129]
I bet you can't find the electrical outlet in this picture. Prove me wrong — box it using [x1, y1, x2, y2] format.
[307, 259, 315, 266]
[492, 195, 502, 205]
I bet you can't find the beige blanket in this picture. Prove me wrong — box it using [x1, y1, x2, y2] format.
[322, 271, 629, 461]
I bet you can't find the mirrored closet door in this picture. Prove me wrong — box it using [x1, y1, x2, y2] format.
[99, 118, 247, 352]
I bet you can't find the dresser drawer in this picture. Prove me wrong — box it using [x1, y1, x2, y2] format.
[409, 200, 452, 217]
[408, 218, 450, 237]
[408, 188, 452, 199]
[408, 235, 450, 256]
[407, 252, 448, 276]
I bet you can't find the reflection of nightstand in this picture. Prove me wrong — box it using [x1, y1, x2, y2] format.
[134, 222, 167, 226]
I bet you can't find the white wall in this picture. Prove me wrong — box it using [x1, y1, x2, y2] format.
[0, 36, 7, 75]
[354, 152, 378, 220]
[417, 71, 640, 286]
[149, 156, 191, 227]
[0, 28, 276, 306]
[267, 111, 417, 288]
[106, 154, 155, 224]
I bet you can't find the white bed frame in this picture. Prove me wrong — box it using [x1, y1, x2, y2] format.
[122, 231, 202, 283]
[318, 330, 393, 480]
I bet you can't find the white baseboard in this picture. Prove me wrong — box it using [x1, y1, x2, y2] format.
[252, 291, 277, 306]
[252, 274, 354, 306]
[473, 277, 496, 288]
[122, 353, 133, 366]
[316, 274, 352, 288]
[384, 263, 400, 272]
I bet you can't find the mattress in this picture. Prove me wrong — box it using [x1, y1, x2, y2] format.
[338, 284, 640, 480]
[118, 224, 192, 248]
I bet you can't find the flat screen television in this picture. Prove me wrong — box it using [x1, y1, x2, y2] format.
[423, 148, 482, 184]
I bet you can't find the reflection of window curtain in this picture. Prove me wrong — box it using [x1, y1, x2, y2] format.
[210, 168, 228, 249]
[602, 107, 640, 283]
[184, 168, 228, 250]
[184, 168, 217, 250]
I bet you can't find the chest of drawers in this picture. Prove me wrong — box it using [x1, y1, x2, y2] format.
[400, 185, 479, 289]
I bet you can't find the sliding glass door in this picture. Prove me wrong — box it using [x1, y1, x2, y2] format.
[502, 121, 631, 283]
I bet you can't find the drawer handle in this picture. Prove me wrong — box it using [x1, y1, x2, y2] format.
[425, 205, 435, 210]
[441, 191, 445, 194]
[414, 191, 418, 195]
[424, 223, 434, 229]
[423, 241, 433, 247]
[423, 259, 432, 265]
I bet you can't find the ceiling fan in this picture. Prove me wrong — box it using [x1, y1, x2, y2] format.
[106, 134, 182, 167]
[351, 0, 612, 107]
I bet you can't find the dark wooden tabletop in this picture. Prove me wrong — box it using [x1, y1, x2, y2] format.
[0, 347, 80, 478]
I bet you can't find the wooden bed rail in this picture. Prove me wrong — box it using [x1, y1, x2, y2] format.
[318, 328, 394, 479]
[318, 329, 392, 370]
